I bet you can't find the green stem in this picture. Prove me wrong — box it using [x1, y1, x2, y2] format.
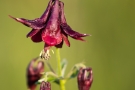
[56, 48, 66, 90]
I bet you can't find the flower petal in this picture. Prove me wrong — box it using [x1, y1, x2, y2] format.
[61, 33, 70, 47]
[59, 2, 89, 41]
[27, 28, 41, 37]
[42, 32, 57, 46]
[42, 28, 62, 46]
[55, 40, 63, 48]
[40, 0, 53, 22]
[31, 29, 43, 42]
[9, 15, 45, 29]
[59, 2, 66, 24]
[61, 23, 89, 41]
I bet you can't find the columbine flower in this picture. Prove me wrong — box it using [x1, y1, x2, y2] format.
[27, 58, 44, 90]
[9, 0, 89, 59]
[77, 67, 93, 90]
[40, 81, 51, 90]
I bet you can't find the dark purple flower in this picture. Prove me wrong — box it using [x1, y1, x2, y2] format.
[27, 58, 44, 90]
[77, 67, 93, 90]
[9, 0, 89, 53]
[40, 81, 51, 90]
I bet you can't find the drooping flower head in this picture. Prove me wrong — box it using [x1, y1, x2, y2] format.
[9, 0, 89, 59]
[77, 67, 93, 90]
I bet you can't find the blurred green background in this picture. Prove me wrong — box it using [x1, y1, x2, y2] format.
[0, 0, 135, 90]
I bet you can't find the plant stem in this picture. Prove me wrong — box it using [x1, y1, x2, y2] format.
[56, 48, 66, 90]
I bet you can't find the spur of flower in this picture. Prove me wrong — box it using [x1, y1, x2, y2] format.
[9, 0, 89, 59]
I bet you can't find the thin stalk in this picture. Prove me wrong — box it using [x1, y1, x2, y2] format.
[56, 48, 66, 90]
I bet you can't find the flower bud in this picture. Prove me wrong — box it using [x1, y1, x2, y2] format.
[40, 81, 51, 90]
[77, 67, 93, 90]
[27, 58, 44, 90]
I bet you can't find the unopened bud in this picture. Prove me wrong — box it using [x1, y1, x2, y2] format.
[40, 81, 51, 90]
[27, 58, 44, 90]
[77, 67, 93, 90]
